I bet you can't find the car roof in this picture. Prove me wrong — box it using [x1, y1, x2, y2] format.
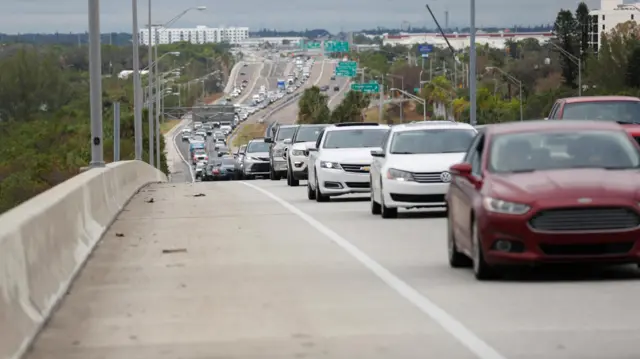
[391, 121, 474, 132]
[561, 95, 640, 103]
[248, 138, 265, 143]
[326, 123, 390, 132]
[485, 120, 626, 135]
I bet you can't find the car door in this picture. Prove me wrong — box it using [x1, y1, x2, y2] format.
[308, 129, 325, 189]
[449, 133, 484, 251]
[458, 134, 485, 251]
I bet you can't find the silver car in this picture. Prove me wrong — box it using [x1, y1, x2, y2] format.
[233, 144, 247, 179]
[241, 139, 270, 179]
[266, 124, 299, 180]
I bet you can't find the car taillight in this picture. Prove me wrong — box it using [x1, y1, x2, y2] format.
[213, 169, 219, 174]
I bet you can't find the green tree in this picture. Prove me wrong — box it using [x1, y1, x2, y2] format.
[553, 9, 579, 87]
[575, 2, 591, 61]
[330, 91, 370, 123]
[298, 86, 330, 124]
[626, 47, 640, 88]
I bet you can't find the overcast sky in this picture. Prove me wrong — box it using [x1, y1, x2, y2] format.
[1, 0, 601, 33]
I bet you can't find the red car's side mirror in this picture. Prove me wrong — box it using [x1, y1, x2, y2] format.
[450, 162, 472, 177]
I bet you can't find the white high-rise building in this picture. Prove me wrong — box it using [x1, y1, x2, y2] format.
[139, 25, 249, 45]
[589, 0, 639, 52]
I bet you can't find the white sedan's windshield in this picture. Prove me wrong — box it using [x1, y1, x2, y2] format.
[489, 130, 640, 173]
[323, 129, 388, 149]
[390, 129, 476, 154]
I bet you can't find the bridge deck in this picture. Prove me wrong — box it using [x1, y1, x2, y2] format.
[25, 182, 473, 359]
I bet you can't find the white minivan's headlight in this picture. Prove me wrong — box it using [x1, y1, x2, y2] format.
[320, 161, 342, 169]
[386, 168, 414, 181]
[483, 197, 530, 215]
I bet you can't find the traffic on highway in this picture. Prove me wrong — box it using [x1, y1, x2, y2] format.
[18, 40, 640, 359]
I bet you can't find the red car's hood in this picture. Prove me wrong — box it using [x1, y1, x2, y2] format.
[488, 169, 640, 201]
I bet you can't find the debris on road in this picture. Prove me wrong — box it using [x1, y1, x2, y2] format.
[162, 248, 188, 254]
[193, 193, 205, 197]
[145, 198, 154, 203]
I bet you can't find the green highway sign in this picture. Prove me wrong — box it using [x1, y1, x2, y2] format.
[351, 82, 380, 93]
[305, 41, 321, 49]
[324, 41, 350, 53]
[335, 61, 357, 77]
[335, 68, 356, 77]
[336, 61, 357, 69]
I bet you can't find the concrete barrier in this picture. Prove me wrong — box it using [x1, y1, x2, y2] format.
[0, 161, 166, 359]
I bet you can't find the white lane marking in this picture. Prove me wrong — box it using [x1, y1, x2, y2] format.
[240, 181, 508, 359]
[172, 124, 195, 183]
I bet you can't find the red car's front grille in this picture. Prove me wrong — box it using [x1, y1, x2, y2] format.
[529, 207, 640, 232]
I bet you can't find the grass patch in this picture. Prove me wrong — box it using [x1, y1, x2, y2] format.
[232, 123, 267, 148]
[160, 119, 182, 135]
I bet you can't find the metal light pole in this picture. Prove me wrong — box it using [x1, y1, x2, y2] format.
[132, 0, 142, 160]
[469, 0, 477, 126]
[155, 37, 161, 168]
[548, 41, 582, 96]
[147, 0, 154, 166]
[88, 0, 104, 167]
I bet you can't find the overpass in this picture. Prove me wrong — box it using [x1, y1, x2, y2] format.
[2, 47, 640, 359]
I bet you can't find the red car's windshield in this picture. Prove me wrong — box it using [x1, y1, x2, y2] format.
[488, 130, 640, 173]
[562, 101, 640, 124]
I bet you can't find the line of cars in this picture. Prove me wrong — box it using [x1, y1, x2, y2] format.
[259, 96, 640, 280]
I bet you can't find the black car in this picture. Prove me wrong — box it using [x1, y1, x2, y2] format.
[320, 85, 329, 91]
[240, 72, 246, 75]
[333, 86, 339, 91]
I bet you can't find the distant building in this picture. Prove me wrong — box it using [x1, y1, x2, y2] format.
[139, 26, 249, 45]
[381, 31, 553, 49]
[589, 0, 639, 52]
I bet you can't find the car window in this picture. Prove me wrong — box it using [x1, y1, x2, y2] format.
[222, 158, 235, 165]
[389, 129, 476, 154]
[295, 126, 326, 142]
[470, 134, 485, 176]
[488, 130, 640, 173]
[276, 127, 297, 141]
[315, 129, 325, 149]
[463, 132, 482, 162]
[322, 129, 388, 149]
[561, 101, 640, 123]
[246, 141, 270, 152]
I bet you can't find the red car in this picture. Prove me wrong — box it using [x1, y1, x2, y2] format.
[546, 95, 640, 144]
[446, 120, 640, 280]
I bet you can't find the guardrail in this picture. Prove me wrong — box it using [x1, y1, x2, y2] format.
[0, 161, 166, 359]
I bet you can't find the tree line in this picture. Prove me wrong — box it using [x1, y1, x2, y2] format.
[0, 42, 234, 214]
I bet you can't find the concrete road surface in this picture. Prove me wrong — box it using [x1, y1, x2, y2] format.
[25, 179, 640, 359]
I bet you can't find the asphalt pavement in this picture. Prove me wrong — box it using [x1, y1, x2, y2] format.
[25, 178, 640, 359]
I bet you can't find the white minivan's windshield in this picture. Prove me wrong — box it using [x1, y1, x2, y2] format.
[390, 129, 476, 154]
[322, 129, 388, 149]
[246, 141, 270, 153]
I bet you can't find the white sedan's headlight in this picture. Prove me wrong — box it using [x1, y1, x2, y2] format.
[483, 197, 530, 215]
[274, 148, 285, 157]
[386, 168, 414, 181]
[291, 149, 305, 156]
[320, 161, 342, 169]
